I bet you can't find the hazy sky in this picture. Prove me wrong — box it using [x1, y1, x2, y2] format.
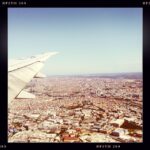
[8, 8, 142, 75]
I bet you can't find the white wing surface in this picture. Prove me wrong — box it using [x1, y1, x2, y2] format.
[8, 52, 58, 104]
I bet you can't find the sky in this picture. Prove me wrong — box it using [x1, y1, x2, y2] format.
[8, 8, 142, 75]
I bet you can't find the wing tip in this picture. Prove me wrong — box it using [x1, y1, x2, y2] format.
[47, 51, 59, 55]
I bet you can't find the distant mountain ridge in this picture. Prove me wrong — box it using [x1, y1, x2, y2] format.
[83, 72, 142, 79]
[48, 72, 142, 79]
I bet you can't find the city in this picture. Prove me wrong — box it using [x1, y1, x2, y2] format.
[8, 75, 142, 142]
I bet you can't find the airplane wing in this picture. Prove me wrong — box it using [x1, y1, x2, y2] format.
[8, 52, 58, 104]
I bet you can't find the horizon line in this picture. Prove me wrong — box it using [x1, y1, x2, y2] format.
[47, 71, 142, 76]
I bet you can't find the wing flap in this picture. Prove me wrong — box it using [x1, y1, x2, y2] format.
[16, 90, 35, 99]
[35, 72, 46, 78]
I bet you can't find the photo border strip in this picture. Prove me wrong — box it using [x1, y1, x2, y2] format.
[0, 0, 150, 149]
